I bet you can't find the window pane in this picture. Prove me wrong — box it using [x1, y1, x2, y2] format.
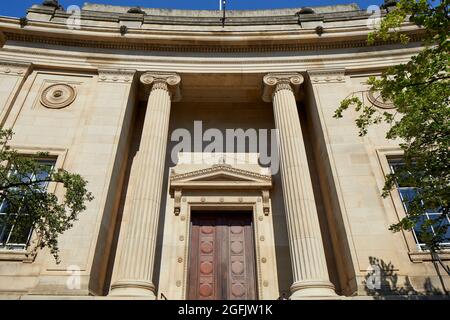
[398, 188, 418, 212]
[0, 200, 9, 213]
[444, 220, 450, 243]
[0, 221, 12, 246]
[413, 215, 432, 244]
[7, 224, 32, 246]
[388, 157, 446, 250]
[432, 215, 450, 243]
[35, 160, 55, 189]
[0, 158, 56, 250]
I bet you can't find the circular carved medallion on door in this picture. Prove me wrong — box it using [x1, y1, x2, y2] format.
[200, 241, 213, 254]
[231, 241, 243, 254]
[199, 283, 213, 297]
[201, 226, 213, 234]
[40, 84, 76, 109]
[200, 261, 213, 275]
[231, 283, 245, 297]
[231, 261, 244, 275]
[230, 226, 243, 234]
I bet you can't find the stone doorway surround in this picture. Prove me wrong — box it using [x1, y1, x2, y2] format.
[157, 157, 279, 300]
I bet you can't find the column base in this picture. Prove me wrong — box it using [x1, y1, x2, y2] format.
[109, 280, 157, 299]
[290, 280, 337, 299]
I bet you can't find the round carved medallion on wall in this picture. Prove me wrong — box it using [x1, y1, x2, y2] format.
[366, 90, 395, 109]
[40, 83, 76, 109]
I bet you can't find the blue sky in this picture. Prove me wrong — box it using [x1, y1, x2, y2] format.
[0, 1, 377, 18]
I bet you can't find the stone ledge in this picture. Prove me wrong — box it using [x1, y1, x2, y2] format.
[409, 250, 450, 263]
[0, 249, 35, 263]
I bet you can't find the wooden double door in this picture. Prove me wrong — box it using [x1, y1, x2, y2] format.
[187, 211, 257, 300]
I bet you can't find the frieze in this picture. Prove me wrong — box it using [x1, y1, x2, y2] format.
[0, 61, 32, 76]
[98, 68, 136, 83]
[4, 32, 424, 54]
[307, 69, 346, 84]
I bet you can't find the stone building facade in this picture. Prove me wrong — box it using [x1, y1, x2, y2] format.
[0, 1, 448, 299]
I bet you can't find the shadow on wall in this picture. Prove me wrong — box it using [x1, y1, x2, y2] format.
[364, 256, 449, 299]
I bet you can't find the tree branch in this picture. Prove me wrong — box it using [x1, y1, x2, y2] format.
[0, 178, 55, 191]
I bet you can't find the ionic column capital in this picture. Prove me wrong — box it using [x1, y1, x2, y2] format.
[262, 73, 304, 102]
[140, 72, 182, 102]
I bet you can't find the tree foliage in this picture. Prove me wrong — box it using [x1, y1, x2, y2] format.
[0, 129, 93, 263]
[334, 0, 449, 251]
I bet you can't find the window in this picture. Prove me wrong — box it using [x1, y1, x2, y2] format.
[0, 158, 56, 251]
[389, 159, 450, 251]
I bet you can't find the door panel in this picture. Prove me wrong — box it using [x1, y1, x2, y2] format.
[188, 215, 218, 300]
[187, 212, 257, 300]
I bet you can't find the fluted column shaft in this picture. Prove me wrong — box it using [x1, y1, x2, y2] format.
[263, 73, 336, 298]
[110, 72, 181, 298]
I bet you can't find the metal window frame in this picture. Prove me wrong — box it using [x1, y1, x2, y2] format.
[0, 158, 56, 250]
[388, 158, 449, 251]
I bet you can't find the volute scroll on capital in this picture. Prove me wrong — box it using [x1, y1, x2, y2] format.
[140, 72, 182, 102]
[262, 73, 304, 103]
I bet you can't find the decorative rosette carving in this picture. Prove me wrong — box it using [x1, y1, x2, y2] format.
[40, 83, 76, 109]
[366, 90, 395, 109]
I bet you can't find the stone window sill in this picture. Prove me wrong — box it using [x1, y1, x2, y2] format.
[409, 250, 450, 262]
[0, 249, 35, 262]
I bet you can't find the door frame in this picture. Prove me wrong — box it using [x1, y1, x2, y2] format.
[158, 163, 280, 300]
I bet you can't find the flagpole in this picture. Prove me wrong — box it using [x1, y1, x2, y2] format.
[221, 0, 226, 27]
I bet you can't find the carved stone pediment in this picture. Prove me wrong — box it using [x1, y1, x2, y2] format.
[170, 164, 273, 216]
[170, 164, 272, 190]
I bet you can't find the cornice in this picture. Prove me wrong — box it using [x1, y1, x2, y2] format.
[0, 17, 424, 54]
[170, 164, 272, 183]
[0, 44, 423, 76]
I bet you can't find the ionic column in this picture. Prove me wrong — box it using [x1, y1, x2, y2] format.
[263, 73, 336, 298]
[110, 72, 181, 298]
